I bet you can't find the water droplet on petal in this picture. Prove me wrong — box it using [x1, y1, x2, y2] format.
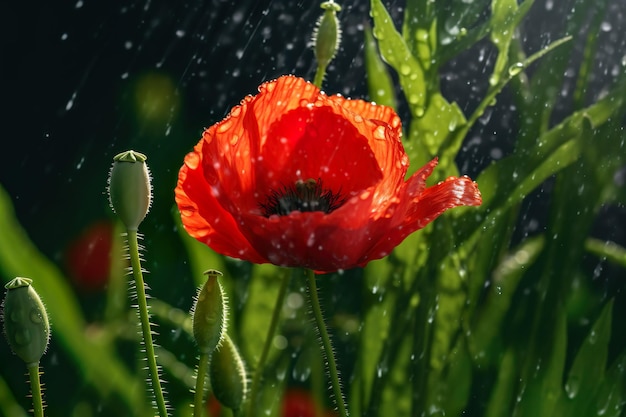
[217, 118, 234, 133]
[373, 126, 386, 140]
[185, 152, 200, 169]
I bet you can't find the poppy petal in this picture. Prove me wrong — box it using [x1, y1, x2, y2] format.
[175, 147, 266, 263]
[175, 75, 482, 272]
[364, 174, 482, 260]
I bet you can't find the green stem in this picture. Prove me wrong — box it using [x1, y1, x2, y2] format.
[246, 270, 290, 417]
[27, 363, 43, 417]
[127, 229, 169, 417]
[194, 352, 210, 417]
[313, 64, 328, 89]
[306, 269, 348, 417]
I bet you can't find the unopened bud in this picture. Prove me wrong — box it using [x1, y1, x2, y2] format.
[210, 334, 247, 411]
[312, 1, 342, 69]
[192, 269, 227, 354]
[2, 277, 50, 365]
[108, 150, 152, 231]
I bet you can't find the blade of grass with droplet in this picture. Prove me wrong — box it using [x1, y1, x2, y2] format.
[515, 0, 600, 151]
[436, 0, 492, 64]
[369, 0, 467, 173]
[469, 235, 545, 364]
[364, 25, 397, 109]
[0, 185, 145, 414]
[454, 75, 625, 246]
[513, 307, 567, 417]
[356, 259, 401, 415]
[559, 300, 613, 415]
[592, 350, 626, 417]
[485, 348, 519, 417]
[238, 264, 286, 366]
[489, 0, 535, 87]
[437, 35, 572, 162]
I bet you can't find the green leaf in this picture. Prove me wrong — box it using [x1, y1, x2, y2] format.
[370, 0, 427, 115]
[560, 300, 613, 415]
[469, 235, 545, 364]
[0, 184, 145, 414]
[0, 374, 29, 417]
[585, 239, 626, 268]
[489, 0, 535, 86]
[238, 264, 287, 365]
[364, 26, 397, 109]
[514, 307, 567, 417]
[592, 350, 626, 417]
[485, 348, 519, 417]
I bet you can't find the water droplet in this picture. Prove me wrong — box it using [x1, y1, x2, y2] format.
[489, 74, 500, 86]
[373, 126, 386, 140]
[564, 376, 579, 399]
[217, 118, 234, 133]
[448, 117, 458, 132]
[414, 107, 425, 117]
[399, 64, 411, 76]
[185, 153, 200, 169]
[508, 62, 524, 76]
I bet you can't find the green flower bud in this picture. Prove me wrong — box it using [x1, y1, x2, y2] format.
[192, 269, 227, 354]
[108, 150, 152, 231]
[312, 1, 342, 69]
[210, 334, 247, 411]
[2, 278, 50, 365]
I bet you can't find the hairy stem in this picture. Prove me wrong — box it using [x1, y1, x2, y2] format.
[306, 269, 348, 417]
[27, 362, 44, 417]
[194, 352, 209, 417]
[246, 270, 289, 417]
[127, 229, 168, 417]
[313, 64, 328, 89]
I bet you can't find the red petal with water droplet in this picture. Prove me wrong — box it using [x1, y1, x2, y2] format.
[175, 75, 482, 273]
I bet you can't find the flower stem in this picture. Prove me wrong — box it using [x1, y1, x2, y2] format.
[127, 229, 168, 417]
[27, 362, 44, 417]
[193, 352, 209, 417]
[246, 270, 289, 417]
[313, 64, 328, 89]
[306, 269, 348, 417]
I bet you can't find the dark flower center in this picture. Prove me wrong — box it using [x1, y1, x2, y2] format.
[261, 178, 345, 217]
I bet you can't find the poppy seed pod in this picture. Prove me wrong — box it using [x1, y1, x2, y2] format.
[108, 150, 152, 231]
[2, 277, 50, 365]
[192, 269, 227, 354]
[210, 334, 247, 411]
[313, 1, 342, 69]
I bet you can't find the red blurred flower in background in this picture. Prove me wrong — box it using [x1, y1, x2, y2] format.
[64, 220, 114, 292]
[175, 75, 481, 273]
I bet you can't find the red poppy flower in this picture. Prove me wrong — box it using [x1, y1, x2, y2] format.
[175, 75, 481, 273]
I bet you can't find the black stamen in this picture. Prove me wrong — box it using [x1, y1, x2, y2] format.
[260, 178, 345, 217]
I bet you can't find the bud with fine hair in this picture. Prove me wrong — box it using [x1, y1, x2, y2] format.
[108, 150, 152, 231]
[312, 1, 342, 70]
[192, 269, 227, 354]
[210, 334, 247, 412]
[2, 277, 50, 365]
